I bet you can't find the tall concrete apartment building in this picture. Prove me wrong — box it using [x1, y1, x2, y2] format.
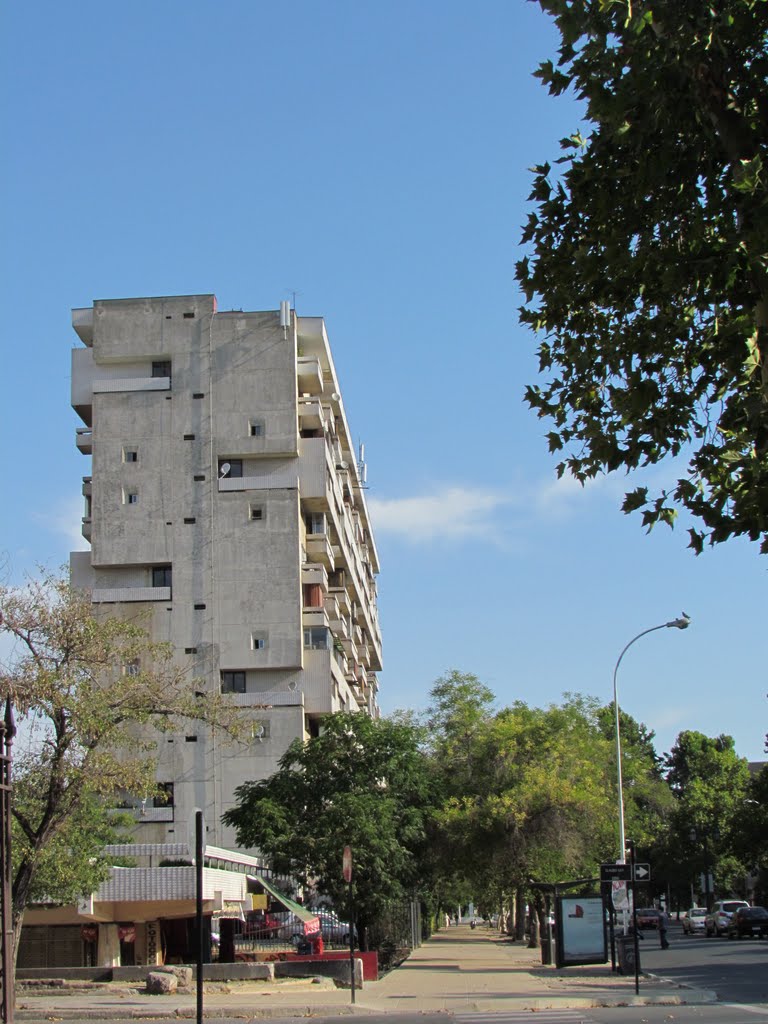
[70, 293, 382, 849]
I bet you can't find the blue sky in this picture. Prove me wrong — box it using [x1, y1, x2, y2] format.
[1, 0, 765, 763]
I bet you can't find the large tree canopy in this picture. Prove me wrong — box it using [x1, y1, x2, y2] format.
[517, 0, 768, 552]
[0, 569, 242, 963]
[223, 712, 437, 948]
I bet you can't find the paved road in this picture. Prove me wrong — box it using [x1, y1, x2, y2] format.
[14, 1008, 768, 1024]
[637, 925, 768, 1004]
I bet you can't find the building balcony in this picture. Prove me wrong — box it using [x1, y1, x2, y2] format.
[323, 593, 340, 623]
[297, 398, 327, 433]
[76, 427, 93, 454]
[305, 533, 335, 570]
[92, 376, 171, 394]
[328, 586, 350, 615]
[82, 476, 92, 497]
[297, 356, 323, 394]
[91, 587, 171, 603]
[341, 636, 358, 664]
[82, 516, 92, 542]
[72, 307, 94, 346]
[302, 562, 328, 589]
[302, 607, 329, 631]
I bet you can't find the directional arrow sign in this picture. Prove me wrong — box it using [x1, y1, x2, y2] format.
[634, 863, 651, 881]
[600, 862, 632, 882]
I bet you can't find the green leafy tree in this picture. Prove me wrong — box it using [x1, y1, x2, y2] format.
[426, 680, 630, 927]
[0, 569, 242, 965]
[223, 711, 436, 950]
[664, 730, 752, 899]
[517, 0, 768, 552]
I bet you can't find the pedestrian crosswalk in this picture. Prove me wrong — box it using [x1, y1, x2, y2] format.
[455, 1012, 595, 1024]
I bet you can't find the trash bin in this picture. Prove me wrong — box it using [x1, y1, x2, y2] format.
[615, 934, 639, 976]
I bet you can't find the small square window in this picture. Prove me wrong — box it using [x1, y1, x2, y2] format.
[123, 449, 138, 463]
[249, 420, 264, 438]
[124, 491, 139, 505]
[152, 360, 172, 378]
[251, 633, 267, 651]
[249, 505, 264, 522]
[252, 720, 270, 741]
[124, 660, 140, 677]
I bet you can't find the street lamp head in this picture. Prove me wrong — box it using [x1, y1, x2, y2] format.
[667, 613, 691, 630]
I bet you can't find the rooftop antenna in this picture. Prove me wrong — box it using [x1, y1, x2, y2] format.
[358, 441, 367, 485]
[279, 300, 290, 338]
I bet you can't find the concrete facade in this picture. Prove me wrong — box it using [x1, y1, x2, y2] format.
[70, 294, 382, 849]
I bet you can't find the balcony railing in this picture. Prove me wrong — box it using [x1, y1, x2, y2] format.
[219, 470, 299, 491]
[227, 691, 304, 708]
[305, 534, 335, 570]
[92, 376, 171, 393]
[92, 587, 171, 603]
[297, 356, 323, 394]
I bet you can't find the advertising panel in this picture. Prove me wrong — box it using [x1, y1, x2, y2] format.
[555, 895, 607, 967]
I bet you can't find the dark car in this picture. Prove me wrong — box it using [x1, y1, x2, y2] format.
[727, 906, 768, 939]
[635, 908, 661, 929]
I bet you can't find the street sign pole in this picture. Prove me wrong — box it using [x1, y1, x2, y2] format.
[627, 840, 640, 996]
[343, 846, 354, 1004]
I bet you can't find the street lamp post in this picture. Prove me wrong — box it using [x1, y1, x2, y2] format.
[613, 615, 690, 862]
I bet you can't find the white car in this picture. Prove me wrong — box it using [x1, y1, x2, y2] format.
[705, 900, 750, 937]
[681, 907, 707, 934]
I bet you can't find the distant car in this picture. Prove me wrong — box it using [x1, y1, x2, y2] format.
[283, 909, 356, 947]
[635, 908, 661, 929]
[315, 909, 357, 945]
[726, 906, 768, 939]
[705, 900, 750, 937]
[681, 907, 707, 934]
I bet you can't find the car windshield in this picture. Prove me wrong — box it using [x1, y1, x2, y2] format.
[690, 909, 706, 917]
[742, 907, 768, 918]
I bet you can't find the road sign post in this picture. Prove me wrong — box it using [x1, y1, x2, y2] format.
[600, 862, 632, 883]
[343, 846, 354, 1005]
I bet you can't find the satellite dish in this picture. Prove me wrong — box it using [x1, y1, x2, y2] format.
[287, 680, 297, 691]
[219, 462, 231, 478]
[253, 723, 265, 741]
[331, 392, 340, 402]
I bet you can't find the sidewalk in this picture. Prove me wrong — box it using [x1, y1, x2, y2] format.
[15, 923, 717, 1021]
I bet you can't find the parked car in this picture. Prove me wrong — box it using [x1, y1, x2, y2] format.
[681, 907, 707, 934]
[242, 910, 282, 939]
[726, 906, 768, 939]
[635, 908, 661, 929]
[705, 900, 750, 937]
[282, 909, 356, 947]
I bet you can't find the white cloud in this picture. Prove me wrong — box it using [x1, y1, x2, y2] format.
[366, 469, 635, 544]
[367, 487, 513, 542]
[32, 495, 89, 553]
